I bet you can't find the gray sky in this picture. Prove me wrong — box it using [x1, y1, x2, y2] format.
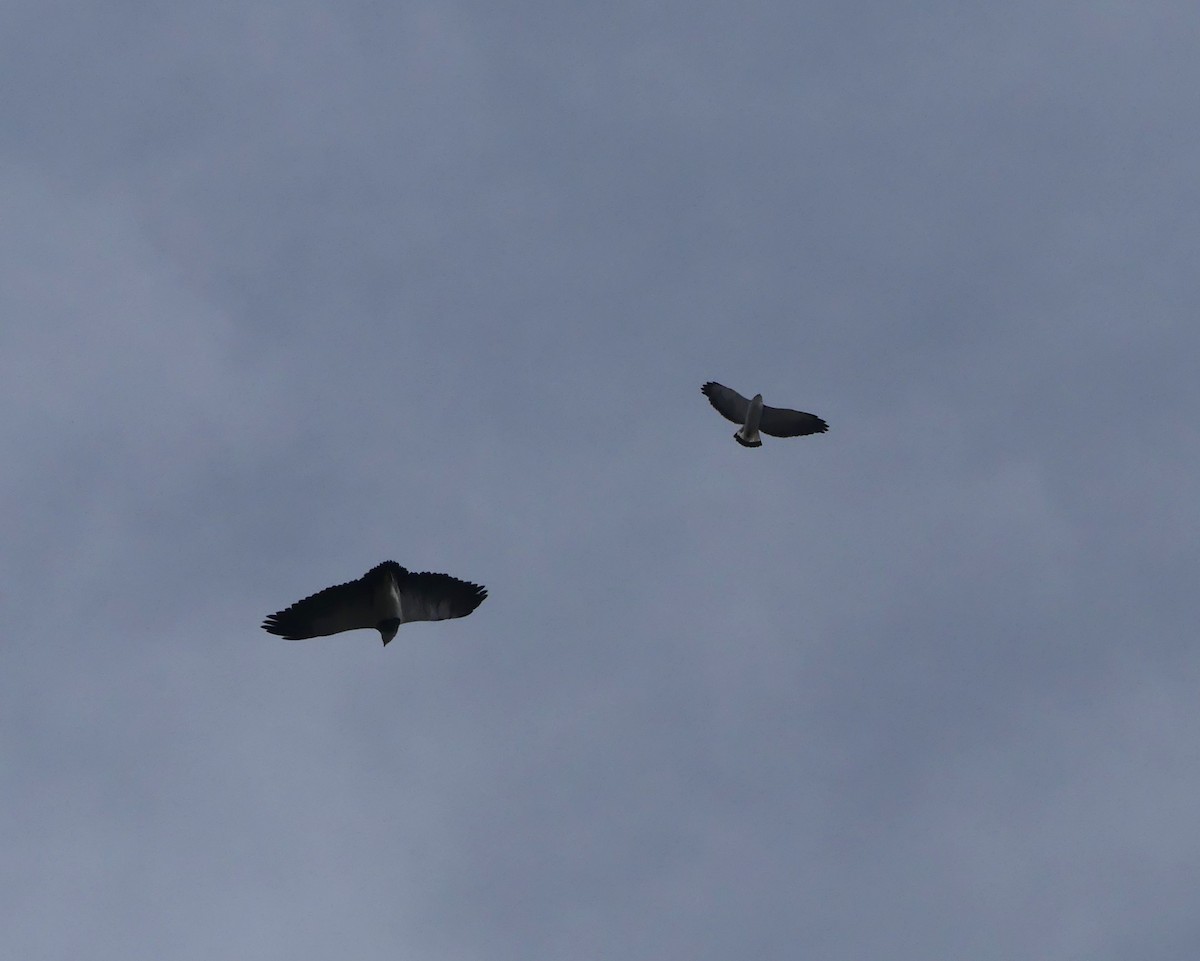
[4, 1, 1199, 958]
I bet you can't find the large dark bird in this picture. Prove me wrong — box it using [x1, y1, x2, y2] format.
[262, 561, 486, 645]
[701, 382, 828, 448]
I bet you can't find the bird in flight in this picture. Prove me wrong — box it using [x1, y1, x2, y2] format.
[262, 561, 487, 645]
[701, 382, 828, 448]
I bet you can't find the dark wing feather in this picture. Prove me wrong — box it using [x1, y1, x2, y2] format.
[262, 571, 382, 639]
[399, 572, 487, 623]
[758, 404, 828, 437]
[701, 382, 750, 425]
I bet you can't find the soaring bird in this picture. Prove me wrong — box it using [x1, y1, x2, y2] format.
[262, 561, 487, 645]
[701, 382, 828, 448]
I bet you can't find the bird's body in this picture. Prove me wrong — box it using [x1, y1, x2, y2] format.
[737, 392, 766, 447]
[262, 561, 486, 645]
[701, 382, 827, 447]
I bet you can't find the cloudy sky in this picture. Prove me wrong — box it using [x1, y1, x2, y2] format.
[4, 1, 1199, 958]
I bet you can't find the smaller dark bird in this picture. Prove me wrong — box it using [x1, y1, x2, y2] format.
[262, 561, 486, 645]
[701, 382, 828, 448]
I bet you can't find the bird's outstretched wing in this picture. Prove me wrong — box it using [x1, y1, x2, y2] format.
[701, 382, 750, 425]
[759, 405, 828, 437]
[262, 568, 387, 639]
[400, 572, 487, 622]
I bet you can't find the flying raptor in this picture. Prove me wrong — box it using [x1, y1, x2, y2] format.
[701, 382, 828, 448]
[262, 561, 487, 645]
